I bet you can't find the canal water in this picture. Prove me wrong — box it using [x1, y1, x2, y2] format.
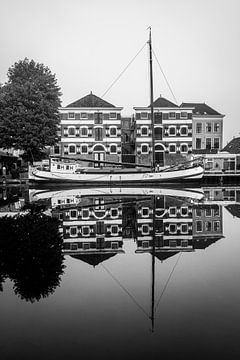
[0, 185, 240, 360]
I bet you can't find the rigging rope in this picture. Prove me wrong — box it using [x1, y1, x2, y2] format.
[152, 49, 178, 105]
[100, 262, 150, 319]
[101, 42, 147, 98]
[154, 251, 182, 312]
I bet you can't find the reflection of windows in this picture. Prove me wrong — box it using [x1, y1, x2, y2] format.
[70, 243, 78, 250]
[111, 225, 118, 235]
[142, 241, 149, 248]
[181, 207, 188, 216]
[181, 224, 188, 233]
[181, 240, 188, 247]
[96, 221, 105, 234]
[213, 221, 220, 231]
[70, 227, 78, 237]
[142, 225, 149, 235]
[213, 207, 220, 217]
[70, 210, 77, 219]
[196, 221, 202, 232]
[169, 126, 176, 136]
[169, 224, 177, 234]
[169, 240, 177, 247]
[82, 209, 89, 219]
[142, 207, 149, 217]
[205, 208, 212, 217]
[82, 226, 90, 236]
[111, 208, 118, 218]
[169, 207, 176, 216]
[205, 221, 212, 231]
[83, 243, 90, 250]
[111, 242, 119, 249]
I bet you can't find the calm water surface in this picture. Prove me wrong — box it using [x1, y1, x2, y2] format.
[0, 185, 240, 360]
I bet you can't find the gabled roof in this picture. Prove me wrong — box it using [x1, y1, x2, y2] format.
[149, 96, 178, 108]
[221, 137, 240, 154]
[153, 251, 179, 262]
[225, 204, 240, 218]
[180, 102, 222, 116]
[70, 253, 117, 266]
[66, 92, 116, 108]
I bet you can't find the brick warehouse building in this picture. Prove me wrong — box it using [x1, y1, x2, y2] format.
[133, 96, 193, 167]
[55, 92, 123, 167]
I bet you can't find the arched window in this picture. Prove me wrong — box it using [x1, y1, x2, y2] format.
[93, 145, 105, 152]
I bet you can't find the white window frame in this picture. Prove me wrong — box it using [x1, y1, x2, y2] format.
[82, 226, 90, 237]
[181, 224, 189, 234]
[70, 210, 78, 219]
[169, 112, 176, 119]
[141, 143, 149, 154]
[81, 144, 88, 154]
[141, 207, 150, 218]
[111, 242, 119, 249]
[180, 143, 188, 153]
[68, 126, 76, 136]
[141, 126, 148, 136]
[169, 224, 177, 234]
[68, 112, 75, 119]
[80, 126, 88, 137]
[180, 112, 188, 119]
[109, 126, 117, 137]
[110, 208, 119, 218]
[196, 220, 203, 232]
[68, 144, 76, 154]
[180, 126, 188, 136]
[111, 225, 119, 235]
[81, 209, 89, 219]
[169, 207, 177, 217]
[70, 226, 78, 237]
[169, 143, 176, 153]
[181, 207, 188, 217]
[110, 144, 117, 154]
[169, 126, 176, 136]
[141, 224, 150, 235]
[80, 112, 88, 119]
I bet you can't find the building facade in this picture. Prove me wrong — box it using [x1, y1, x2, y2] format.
[55, 92, 123, 167]
[133, 96, 193, 167]
[181, 102, 224, 153]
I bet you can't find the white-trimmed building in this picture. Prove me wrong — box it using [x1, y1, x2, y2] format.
[134, 96, 193, 167]
[54, 92, 123, 167]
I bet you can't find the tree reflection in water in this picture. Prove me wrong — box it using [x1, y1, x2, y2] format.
[0, 205, 65, 302]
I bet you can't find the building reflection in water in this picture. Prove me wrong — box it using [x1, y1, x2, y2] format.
[0, 185, 240, 303]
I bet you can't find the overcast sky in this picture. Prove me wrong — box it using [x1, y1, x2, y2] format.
[1, 0, 240, 144]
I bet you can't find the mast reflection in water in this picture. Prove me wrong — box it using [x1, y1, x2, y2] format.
[1, 185, 240, 359]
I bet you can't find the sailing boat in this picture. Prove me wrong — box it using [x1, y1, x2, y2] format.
[28, 29, 204, 184]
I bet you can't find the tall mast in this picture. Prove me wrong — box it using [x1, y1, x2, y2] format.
[148, 27, 155, 168]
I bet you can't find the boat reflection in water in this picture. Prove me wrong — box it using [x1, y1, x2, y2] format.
[1, 184, 240, 308]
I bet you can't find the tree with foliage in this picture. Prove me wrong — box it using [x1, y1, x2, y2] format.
[0, 208, 65, 302]
[0, 58, 61, 162]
